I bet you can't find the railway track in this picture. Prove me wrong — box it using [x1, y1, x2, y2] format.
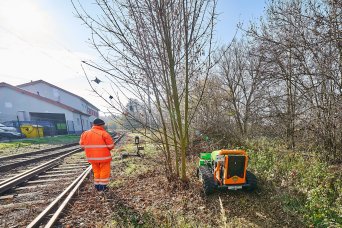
[0, 133, 124, 227]
[0, 132, 118, 172]
[0, 149, 82, 195]
[0, 143, 81, 172]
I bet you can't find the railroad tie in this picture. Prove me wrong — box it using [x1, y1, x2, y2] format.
[27, 178, 74, 184]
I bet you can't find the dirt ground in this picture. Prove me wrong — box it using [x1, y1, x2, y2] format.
[59, 136, 304, 228]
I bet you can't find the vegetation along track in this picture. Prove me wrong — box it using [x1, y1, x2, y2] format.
[0, 133, 124, 227]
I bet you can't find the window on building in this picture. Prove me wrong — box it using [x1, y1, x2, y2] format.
[77, 118, 80, 125]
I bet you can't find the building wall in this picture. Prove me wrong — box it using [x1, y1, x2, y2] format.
[0, 87, 89, 133]
[20, 82, 99, 118]
[72, 113, 92, 133]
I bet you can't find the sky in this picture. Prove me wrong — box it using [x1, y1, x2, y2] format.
[0, 0, 266, 114]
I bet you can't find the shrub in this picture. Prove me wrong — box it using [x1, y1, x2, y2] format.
[243, 138, 342, 227]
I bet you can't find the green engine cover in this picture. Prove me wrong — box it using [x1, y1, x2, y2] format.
[199, 152, 211, 166]
[198, 150, 224, 166]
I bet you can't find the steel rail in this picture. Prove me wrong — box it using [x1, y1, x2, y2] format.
[26, 133, 125, 227]
[45, 166, 92, 228]
[0, 148, 75, 186]
[26, 165, 92, 228]
[0, 142, 79, 162]
[0, 147, 82, 172]
[0, 148, 82, 194]
[0, 132, 118, 162]
[115, 133, 124, 144]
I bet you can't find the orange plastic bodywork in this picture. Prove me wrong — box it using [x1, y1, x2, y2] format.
[213, 149, 248, 186]
[214, 162, 223, 185]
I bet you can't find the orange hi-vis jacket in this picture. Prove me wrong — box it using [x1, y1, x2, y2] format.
[79, 126, 114, 163]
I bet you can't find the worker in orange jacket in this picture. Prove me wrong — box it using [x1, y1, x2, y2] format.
[79, 118, 114, 191]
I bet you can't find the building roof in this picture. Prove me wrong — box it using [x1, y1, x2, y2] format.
[0, 82, 90, 116]
[17, 80, 100, 111]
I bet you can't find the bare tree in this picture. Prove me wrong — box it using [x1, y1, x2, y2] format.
[193, 0, 341, 163]
[217, 40, 267, 141]
[245, 0, 341, 160]
[72, 0, 217, 180]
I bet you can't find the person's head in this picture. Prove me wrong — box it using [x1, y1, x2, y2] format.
[93, 118, 105, 127]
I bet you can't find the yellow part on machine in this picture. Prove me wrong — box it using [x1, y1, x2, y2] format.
[20, 124, 44, 138]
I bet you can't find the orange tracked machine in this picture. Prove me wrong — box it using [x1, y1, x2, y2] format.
[197, 149, 257, 195]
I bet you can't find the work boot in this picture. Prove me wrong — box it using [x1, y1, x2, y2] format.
[94, 184, 100, 191]
[97, 185, 105, 191]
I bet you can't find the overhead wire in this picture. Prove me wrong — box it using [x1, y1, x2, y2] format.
[0, 25, 89, 78]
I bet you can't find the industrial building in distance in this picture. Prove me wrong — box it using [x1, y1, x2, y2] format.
[0, 80, 99, 135]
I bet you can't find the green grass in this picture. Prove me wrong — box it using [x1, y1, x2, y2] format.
[0, 142, 32, 150]
[122, 157, 151, 176]
[22, 134, 80, 144]
[125, 163, 139, 175]
[108, 179, 125, 188]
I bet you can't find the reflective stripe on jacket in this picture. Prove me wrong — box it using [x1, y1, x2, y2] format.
[94, 178, 110, 185]
[79, 126, 114, 163]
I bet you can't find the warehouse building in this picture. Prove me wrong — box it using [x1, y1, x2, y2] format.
[0, 80, 99, 135]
